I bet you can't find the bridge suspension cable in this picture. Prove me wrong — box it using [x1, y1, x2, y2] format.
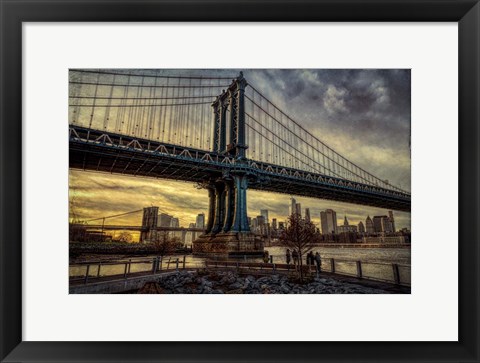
[245, 113, 345, 180]
[78, 205, 195, 228]
[69, 70, 230, 151]
[82, 209, 143, 223]
[69, 101, 213, 108]
[244, 84, 408, 193]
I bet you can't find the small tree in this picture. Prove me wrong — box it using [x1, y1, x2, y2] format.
[279, 213, 319, 281]
[152, 231, 177, 257]
[117, 231, 133, 243]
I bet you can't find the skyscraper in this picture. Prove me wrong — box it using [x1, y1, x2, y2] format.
[272, 218, 278, 230]
[289, 197, 297, 217]
[320, 209, 337, 235]
[373, 215, 393, 233]
[256, 215, 266, 235]
[366, 216, 374, 234]
[256, 215, 266, 226]
[388, 210, 396, 232]
[295, 203, 302, 217]
[195, 213, 205, 229]
[372, 216, 383, 232]
[170, 217, 180, 228]
[260, 209, 269, 224]
[305, 208, 311, 223]
[358, 221, 365, 233]
[159, 213, 173, 227]
[383, 217, 394, 233]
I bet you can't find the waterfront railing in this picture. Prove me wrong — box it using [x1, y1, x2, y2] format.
[69, 255, 410, 287]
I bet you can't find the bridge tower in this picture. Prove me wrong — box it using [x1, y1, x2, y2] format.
[193, 73, 263, 256]
[140, 206, 159, 243]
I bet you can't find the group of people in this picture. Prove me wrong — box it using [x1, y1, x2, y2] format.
[285, 249, 322, 274]
[262, 250, 270, 264]
[306, 251, 322, 273]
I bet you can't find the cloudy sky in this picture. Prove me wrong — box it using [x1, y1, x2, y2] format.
[70, 69, 411, 237]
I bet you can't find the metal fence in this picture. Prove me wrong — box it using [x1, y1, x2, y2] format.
[69, 255, 205, 284]
[70, 254, 410, 287]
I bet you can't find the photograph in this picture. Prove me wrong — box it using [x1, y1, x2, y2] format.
[68, 68, 411, 294]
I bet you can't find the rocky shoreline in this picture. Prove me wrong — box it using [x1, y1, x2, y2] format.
[136, 270, 391, 294]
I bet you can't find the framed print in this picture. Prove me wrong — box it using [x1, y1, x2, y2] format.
[1, 0, 479, 362]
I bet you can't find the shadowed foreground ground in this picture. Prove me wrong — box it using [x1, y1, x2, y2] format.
[134, 270, 405, 294]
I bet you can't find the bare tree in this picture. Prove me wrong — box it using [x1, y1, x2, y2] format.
[152, 231, 178, 257]
[279, 213, 319, 281]
[117, 231, 133, 243]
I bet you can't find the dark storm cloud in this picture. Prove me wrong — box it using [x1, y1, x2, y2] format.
[241, 69, 411, 191]
[245, 69, 410, 147]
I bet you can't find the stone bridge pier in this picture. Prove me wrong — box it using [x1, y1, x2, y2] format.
[193, 72, 264, 256]
[192, 172, 263, 256]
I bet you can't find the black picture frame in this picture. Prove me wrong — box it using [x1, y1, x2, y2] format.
[1, 1, 479, 362]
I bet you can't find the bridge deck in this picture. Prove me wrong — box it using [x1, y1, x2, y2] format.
[69, 127, 411, 212]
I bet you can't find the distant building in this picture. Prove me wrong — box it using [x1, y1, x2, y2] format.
[372, 216, 383, 232]
[272, 218, 278, 230]
[255, 215, 267, 235]
[170, 217, 180, 228]
[305, 208, 311, 223]
[159, 213, 173, 227]
[260, 209, 269, 224]
[373, 215, 393, 233]
[195, 213, 205, 229]
[358, 221, 365, 234]
[256, 215, 266, 226]
[365, 216, 375, 234]
[388, 210, 396, 232]
[320, 209, 337, 235]
[295, 203, 302, 217]
[289, 197, 297, 216]
[338, 225, 358, 233]
[337, 215, 357, 233]
[187, 223, 197, 243]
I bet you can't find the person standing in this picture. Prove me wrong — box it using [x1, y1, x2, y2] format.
[314, 252, 322, 275]
[292, 249, 298, 266]
[307, 251, 314, 272]
[286, 249, 291, 265]
[263, 251, 269, 264]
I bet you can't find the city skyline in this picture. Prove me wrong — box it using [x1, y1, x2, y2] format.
[70, 170, 411, 232]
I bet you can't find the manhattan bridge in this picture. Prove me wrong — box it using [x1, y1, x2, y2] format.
[69, 70, 410, 255]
